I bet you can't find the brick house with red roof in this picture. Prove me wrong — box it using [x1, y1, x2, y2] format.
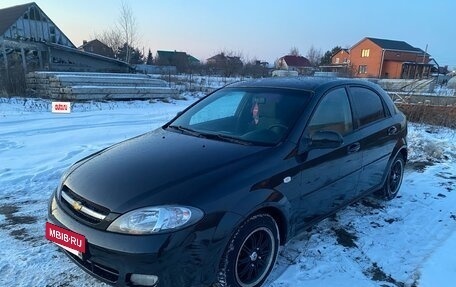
[334, 37, 431, 79]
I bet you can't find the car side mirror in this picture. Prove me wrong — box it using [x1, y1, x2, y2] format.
[302, 130, 343, 150]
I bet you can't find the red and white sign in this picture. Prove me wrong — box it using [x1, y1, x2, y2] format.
[52, 102, 71, 113]
[45, 222, 86, 254]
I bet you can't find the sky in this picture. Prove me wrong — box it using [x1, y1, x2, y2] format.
[1, 0, 456, 68]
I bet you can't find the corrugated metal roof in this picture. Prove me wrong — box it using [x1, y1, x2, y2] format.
[157, 50, 187, 58]
[282, 55, 311, 67]
[366, 37, 424, 53]
[0, 2, 33, 36]
[157, 51, 200, 64]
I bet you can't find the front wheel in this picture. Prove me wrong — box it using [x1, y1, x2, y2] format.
[215, 214, 280, 287]
[379, 155, 405, 200]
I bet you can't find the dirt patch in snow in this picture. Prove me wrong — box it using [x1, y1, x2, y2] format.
[407, 161, 434, 173]
[0, 204, 37, 227]
[0, 203, 39, 243]
[365, 262, 406, 287]
[384, 218, 397, 224]
[333, 228, 358, 248]
[360, 198, 385, 209]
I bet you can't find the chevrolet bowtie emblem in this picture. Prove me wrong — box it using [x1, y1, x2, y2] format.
[72, 201, 83, 211]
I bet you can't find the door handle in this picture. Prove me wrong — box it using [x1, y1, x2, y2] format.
[388, 126, 398, 135]
[347, 142, 361, 154]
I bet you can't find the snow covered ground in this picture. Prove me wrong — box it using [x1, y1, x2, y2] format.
[0, 96, 455, 287]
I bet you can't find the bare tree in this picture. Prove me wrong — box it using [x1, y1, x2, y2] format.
[93, 1, 139, 64]
[95, 29, 123, 56]
[206, 50, 244, 77]
[117, 0, 138, 64]
[306, 45, 322, 67]
[289, 47, 300, 56]
[242, 57, 269, 78]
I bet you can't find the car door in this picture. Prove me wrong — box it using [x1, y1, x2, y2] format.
[347, 86, 398, 195]
[296, 87, 363, 228]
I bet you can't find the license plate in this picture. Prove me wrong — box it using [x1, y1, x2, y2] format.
[46, 222, 86, 259]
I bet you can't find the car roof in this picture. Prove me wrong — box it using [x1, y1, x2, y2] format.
[227, 77, 379, 92]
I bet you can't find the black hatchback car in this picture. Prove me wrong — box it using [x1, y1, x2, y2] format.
[47, 77, 407, 287]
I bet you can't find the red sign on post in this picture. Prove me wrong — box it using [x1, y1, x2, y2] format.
[45, 222, 86, 253]
[51, 102, 71, 113]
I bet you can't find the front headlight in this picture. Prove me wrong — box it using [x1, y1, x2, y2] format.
[107, 206, 204, 235]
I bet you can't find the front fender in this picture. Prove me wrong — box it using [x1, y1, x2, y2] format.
[218, 189, 291, 243]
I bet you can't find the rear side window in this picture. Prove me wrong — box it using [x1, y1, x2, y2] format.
[349, 87, 386, 127]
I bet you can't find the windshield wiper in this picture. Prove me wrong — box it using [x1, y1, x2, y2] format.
[167, 125, 206, 138]
[168, 126, 253, 145]
[208, 133, 254, 146]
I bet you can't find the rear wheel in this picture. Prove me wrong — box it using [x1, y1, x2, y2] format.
[215, 214, 279, 287]
[379, 155, 405, 200]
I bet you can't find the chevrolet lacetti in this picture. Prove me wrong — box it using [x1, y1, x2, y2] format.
[47, 77, 407, 287]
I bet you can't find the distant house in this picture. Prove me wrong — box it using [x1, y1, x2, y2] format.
[254, 60, 269, 67]
[207, 53, 242, 66]
[156, 50, 199, 72]
[318, 49, 351, 76]
[0, 2, 130, 73]
[156, 50, 187, 66]
[276, 55, 312, 75]
[78, 39, 115, 59]
[187, 54, 200, 66]
[206, 53, 243, 76]
[332, 49, 350, 65]
[349, 37, 431, 79]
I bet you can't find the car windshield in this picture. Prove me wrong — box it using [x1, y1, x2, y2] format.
[168, 87, 311, 145]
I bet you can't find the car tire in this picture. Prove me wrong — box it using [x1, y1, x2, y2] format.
[214, 214, 279, 287]
[378, 154, 405, 200]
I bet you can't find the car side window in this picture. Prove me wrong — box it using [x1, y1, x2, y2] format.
[308, 88, 353, 136]
[349, 87, 386, 127]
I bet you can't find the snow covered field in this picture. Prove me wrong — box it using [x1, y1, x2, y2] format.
[1, 96, 455, 287]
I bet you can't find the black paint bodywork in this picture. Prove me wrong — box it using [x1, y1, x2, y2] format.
[48, 77, 407, 286]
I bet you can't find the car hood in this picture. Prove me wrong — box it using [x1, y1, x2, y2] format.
[63, 128, 268, 213]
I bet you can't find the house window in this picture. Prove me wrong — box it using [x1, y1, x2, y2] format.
[335, 58, 340, 64]
[358, 65, 367, 74]
[361, 49, 370, 57]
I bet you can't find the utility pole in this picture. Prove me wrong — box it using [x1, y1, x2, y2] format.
[423, 44, 428, 64]
[422, 44, 428, 78]
[2, 39, 9, 79]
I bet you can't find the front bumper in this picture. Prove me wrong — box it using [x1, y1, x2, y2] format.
[47, 193, 235, 287]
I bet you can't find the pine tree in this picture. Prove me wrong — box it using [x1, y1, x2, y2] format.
[320, 46, 342, 65]
[116, 43, 145, 64]
[146, 49, 153, 65]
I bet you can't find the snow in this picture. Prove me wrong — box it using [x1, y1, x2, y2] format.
[419, 231, 456, 287]
[1, 96, 455, 286]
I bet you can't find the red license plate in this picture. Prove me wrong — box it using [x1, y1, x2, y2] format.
[45, 222, 86, 255]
